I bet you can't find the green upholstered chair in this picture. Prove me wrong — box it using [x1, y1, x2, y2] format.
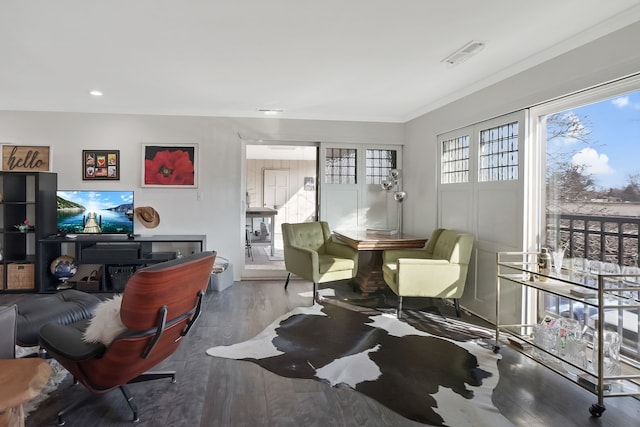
[382, 229, 474, 318]
[282, 221, 359, 300]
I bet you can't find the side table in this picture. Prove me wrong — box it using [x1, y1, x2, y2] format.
[0, 358, 52, 427]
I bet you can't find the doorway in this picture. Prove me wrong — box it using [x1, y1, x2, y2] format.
[243, 143, 318, 279]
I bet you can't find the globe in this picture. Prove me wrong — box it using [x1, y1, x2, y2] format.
[50, 255, 78, 281]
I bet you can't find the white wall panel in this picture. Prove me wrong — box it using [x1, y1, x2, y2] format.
[324, 189, 359, 230]
[476, 188, 521, 248]
[439, 189, 472, 231]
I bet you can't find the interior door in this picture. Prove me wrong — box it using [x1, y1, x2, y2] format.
[263, 169, 289, 237]
[319, 144, 360, 230]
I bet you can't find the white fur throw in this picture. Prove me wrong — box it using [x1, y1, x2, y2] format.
[82, 295, 126, 346]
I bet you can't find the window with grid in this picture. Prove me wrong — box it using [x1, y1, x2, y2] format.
[366, 149, 397, 184]
[324, 148, 357, 184]
[479, 122, 519, 182]
[441, 135, 470, 184]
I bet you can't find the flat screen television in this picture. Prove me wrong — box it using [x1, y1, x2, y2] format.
[56, 190, 134, 235]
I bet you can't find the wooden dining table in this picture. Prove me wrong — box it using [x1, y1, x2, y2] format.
[333, 229, 428, 295]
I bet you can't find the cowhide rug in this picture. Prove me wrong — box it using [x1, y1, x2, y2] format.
[206, 299, 512, 426]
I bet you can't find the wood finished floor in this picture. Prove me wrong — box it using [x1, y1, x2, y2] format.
[3, 280, 640, 427]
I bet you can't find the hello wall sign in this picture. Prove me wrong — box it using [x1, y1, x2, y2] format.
[2, 145, 50, 172]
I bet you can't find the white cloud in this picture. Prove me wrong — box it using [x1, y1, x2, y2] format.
[572, 147, 614, 175]
[612, 96, 630, 108]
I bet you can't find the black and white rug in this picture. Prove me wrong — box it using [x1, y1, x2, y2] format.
[206, 299, 512, 426]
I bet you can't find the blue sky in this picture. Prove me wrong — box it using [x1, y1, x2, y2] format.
[559, 90, 640, 190]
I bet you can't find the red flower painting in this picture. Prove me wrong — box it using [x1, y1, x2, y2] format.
[143, 146, 196, 186]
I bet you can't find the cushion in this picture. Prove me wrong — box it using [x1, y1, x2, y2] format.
[318, 254, 355, 274]
[16, 289, 101, 347]
[82, 295, 126, 346]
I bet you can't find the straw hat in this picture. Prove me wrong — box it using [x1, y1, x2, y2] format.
[134, 206, 160, 228]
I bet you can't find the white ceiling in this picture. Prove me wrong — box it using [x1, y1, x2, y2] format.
[1, 1, 640, 123]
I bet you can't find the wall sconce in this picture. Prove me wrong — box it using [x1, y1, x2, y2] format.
[381, 169, 407, 233]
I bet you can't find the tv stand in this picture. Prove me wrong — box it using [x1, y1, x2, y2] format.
[38, 234, 206, 292]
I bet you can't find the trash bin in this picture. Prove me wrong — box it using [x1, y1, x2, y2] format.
[209, 257, 233, 292]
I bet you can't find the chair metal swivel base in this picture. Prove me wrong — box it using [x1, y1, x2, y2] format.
[56, 372, 177, 425]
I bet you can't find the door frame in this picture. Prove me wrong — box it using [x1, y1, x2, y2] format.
[241, 140, 320, 277]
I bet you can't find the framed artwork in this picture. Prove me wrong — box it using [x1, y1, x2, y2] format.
[304, 177, 315, 191]
[142, 143, 198, 188]
[83, 150, 119, 180]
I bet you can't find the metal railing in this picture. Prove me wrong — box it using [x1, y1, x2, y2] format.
[545, 213, 640, 361]
[546, 213, 640, 266]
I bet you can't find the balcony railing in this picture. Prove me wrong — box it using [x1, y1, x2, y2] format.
[546, 213, 640, 266]
[545, 213, 640, 361]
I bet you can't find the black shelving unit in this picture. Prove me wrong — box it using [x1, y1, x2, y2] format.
[0, 171, 57, 292]
[38, 234, 206, 292]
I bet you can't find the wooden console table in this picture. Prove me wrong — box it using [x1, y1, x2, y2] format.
[334, 229, 428, 295]
[0, 358, 51, 426]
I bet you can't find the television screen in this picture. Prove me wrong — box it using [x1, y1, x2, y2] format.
[56, 190, 134, 234]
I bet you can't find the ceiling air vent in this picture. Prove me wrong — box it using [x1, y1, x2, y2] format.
[441, 40, 485, 66]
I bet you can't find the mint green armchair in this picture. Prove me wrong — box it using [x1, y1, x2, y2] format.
[282, 221, 359, 300]
[382, 229, 474, 318]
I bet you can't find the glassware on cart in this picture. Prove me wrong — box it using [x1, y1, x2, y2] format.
[532, 321, 559, 362]
[586, 260, 603, 287]
[556, 317, 582, 357]
[621, 265, 640, 300]
[551, 248, 565, 274]
[572, 257, 588, 272]
[565, 336, 588, 369]
[592, 330, 621, 377]
[601, 262, 621, 293]
[569, 257, 588, 283]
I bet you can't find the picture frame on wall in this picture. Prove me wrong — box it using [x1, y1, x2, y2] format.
[141, 143, 198, 188]
[83, 150, 119, 180]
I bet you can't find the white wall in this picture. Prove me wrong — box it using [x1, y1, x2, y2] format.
[402, 21, 640, 237]
[0, 112, 403, 279]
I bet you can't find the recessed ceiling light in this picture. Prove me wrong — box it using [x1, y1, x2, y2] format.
[90, 90, 103, 96]
[258, 108, 283, 115]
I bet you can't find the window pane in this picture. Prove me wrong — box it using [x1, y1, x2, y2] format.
[325, 148, 357, 184]
[365, 149, 397, 184]
[441, 135, 470, 184]
[479, 122, 519, 182]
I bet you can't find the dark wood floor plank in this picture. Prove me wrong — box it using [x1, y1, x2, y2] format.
[261, 368, 298, 425]
[2, 279, 638, 426]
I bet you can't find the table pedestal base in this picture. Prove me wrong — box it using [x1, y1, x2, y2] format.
[354, 250, 388, 296]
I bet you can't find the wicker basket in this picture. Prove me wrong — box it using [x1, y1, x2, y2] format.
[108, 265, 137, 291]
[7, 263, 35, 290]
